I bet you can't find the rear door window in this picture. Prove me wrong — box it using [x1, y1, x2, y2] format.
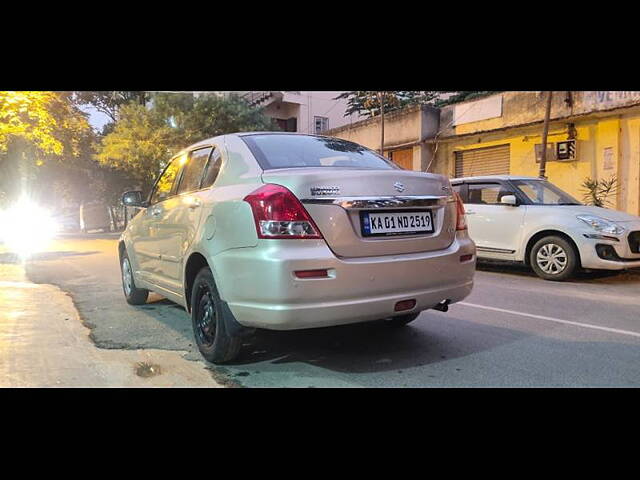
[242, 134, 397, 170]
[177, 147, 212, 194]
[201, 147, 222, 188]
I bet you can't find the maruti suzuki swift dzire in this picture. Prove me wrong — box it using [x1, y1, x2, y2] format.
[119, 133, 476, 363]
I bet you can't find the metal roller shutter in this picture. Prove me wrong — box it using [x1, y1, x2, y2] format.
[390, 148, 413, 170]
[454, 144, 510, 178]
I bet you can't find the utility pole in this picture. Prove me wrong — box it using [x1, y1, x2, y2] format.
[379, 91, 385, 156]
[539, 91, 553, 179]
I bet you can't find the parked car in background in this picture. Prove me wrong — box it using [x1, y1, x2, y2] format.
[451, 175, 640, 280]
[53, 211, 80, 232]
[119, 133, 476, 363]
[79, 202, 113, 233]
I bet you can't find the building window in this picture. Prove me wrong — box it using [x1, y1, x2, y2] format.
[274, 117, 297, 132]
[314, 116, 329, 134]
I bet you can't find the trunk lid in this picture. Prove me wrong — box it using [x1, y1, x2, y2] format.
[261, 168, 457, 258]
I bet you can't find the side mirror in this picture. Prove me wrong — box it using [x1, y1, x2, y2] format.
[122, 191, 146, 208]
[500, 194, 518, 206]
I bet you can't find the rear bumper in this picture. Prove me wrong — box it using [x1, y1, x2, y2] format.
[212, 233, 476, 330]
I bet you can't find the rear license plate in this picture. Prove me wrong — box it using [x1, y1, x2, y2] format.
[360, 210, 434, 237]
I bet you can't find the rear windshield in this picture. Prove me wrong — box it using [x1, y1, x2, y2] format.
[242, 134, 397, 170]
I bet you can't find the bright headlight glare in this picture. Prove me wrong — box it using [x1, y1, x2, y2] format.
[0, 197, 59, 257]
[576, 214, 625, 235]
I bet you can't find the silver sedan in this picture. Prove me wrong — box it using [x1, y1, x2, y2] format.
[119, 133, 476, 363]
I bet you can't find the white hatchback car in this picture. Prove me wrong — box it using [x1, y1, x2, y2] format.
[119, 133, 476, 363]
[451, 175, 640, 280]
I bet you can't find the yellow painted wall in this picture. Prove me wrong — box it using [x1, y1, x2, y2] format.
[435, 113, 640, 215]
[621, 117, 640, 214]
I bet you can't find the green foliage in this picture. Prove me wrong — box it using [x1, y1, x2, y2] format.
[434, 91, 498, 107]
[73, 91, 146, 123]
[0, 91, 90, 158]
[96, 103, 178, 187]
[581, 176, 619, 208]
[0, 91, 92, 206]
[151, 92, 274, 142]
[95, 93, 273, 190]
[335, 91, 439, 118]
[335, 91, 498, 118]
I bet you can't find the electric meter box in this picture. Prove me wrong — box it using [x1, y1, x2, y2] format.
[556, 140, 576, 161]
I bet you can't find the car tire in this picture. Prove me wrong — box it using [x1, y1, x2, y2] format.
[120, 250, 149, 305]
[190, 267, 242, 364]
[530, 235, 578, 281]
[385, 312, 421, 326]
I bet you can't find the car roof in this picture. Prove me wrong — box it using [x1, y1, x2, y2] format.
[451, 175, 542, 183]
[175, 131, 353, 159]
[235, 131, 319, 137]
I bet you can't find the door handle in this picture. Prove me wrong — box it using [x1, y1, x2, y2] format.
[466, 210, 476, 215]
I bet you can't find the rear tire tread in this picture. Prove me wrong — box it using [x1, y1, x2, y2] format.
[191, 267, 242, 364]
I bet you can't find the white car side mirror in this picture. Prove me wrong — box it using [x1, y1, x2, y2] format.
[500, 195, 518, 206]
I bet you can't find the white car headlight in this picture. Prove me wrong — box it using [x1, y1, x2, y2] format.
[576, 215, 625, 235]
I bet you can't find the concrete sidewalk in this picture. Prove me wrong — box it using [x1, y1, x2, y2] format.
[0, 261, 224, 387]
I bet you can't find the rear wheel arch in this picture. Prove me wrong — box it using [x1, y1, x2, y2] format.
[184, 252, 212, 313]
[524, 230, 581, 267]
[118, 240, 126, 262]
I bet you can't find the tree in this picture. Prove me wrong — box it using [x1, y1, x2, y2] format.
[73, 91, 147, 123]
[1, 91, 89, 158]
[151, 92, 274, 143]
[95, 93, 273, 191]
[95, 103, 177, 189]
[433, 91, 496, 107]
[0, 91, 90, 206]
[335, 91, 439, 155]
[335, 91, 438, 118]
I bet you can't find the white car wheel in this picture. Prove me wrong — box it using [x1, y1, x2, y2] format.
[120, 250, 149, 305]
[536, 243, 568, 275]
[530, 236, 578, 281]
[122, 258, 133, 296]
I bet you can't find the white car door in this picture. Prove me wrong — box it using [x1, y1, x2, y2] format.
[131, 156, 183, 287]
[463, 182, 526, 259]
[156, 147, 214, 293]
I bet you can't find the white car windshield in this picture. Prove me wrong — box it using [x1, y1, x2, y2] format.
[511, 179, 582, 205]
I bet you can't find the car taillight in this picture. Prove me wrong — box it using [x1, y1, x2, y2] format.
[243, 184, 323, 239]
[454, 192, 467, 231]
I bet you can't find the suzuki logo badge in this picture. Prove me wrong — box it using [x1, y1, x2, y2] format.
[394, 182, 405, 193]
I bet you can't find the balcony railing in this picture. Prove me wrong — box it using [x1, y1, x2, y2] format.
[242, 91, 274, 106]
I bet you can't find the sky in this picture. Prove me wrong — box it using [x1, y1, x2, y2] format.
[80, 105, 111, 131]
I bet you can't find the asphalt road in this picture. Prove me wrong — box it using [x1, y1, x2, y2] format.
[20, 234, 640, 387]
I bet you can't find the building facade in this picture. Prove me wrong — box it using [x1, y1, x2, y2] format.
[145, 91, 363, 135]
[324, 104, 441, 171]
[325, 92, 640, 216]
[239, 91, 364, 134]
